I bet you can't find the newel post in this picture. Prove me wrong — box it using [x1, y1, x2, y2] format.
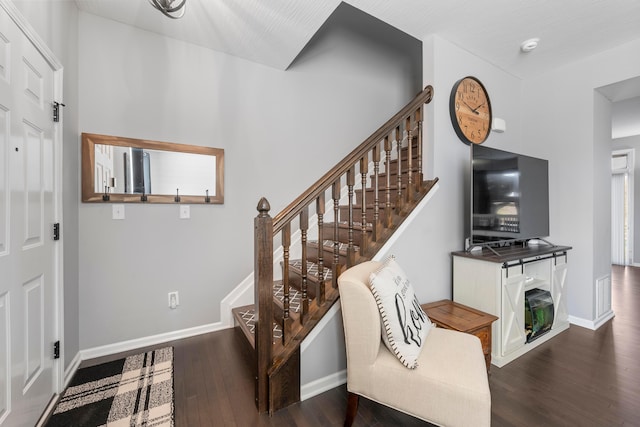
[255, 197, 273, 413]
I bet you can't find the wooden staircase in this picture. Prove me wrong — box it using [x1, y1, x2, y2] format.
[232, 85, 436, 414]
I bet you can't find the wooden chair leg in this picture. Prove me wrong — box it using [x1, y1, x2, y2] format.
[344, 392, 359, 427]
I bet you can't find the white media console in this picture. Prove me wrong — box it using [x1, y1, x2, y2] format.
[452, 243, 571, 367]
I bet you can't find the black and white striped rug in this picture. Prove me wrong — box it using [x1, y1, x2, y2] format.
[45, 347, 174, 427]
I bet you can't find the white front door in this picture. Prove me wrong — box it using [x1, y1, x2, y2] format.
[0, 5, 59, 426]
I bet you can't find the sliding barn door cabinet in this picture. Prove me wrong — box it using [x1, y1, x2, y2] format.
[452, 244, 571, 367]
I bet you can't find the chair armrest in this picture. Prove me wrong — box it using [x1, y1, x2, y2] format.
[339, 261, 383, 368]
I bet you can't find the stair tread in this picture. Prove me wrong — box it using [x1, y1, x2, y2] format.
[288, 259, 332, 282]
[308, 239, 360, 253]
[342, 202, 400, 209]
[273, 281, 303, 314]
[328, 220, 373, 229]
[232, 305, 283, 345]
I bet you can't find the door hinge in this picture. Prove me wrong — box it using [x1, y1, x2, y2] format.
[53, 223, 60, 241]
[53, 101, 65, 122]
[53, 341, 60, 359]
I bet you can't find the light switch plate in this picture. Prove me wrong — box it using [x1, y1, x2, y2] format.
[112, 204, 125, 220]
[179, 205, 190, 219]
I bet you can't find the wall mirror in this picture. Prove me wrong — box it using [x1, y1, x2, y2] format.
[82, 133, 224, 204]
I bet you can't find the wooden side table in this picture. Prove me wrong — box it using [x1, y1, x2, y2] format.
[421, 299, 498, 371]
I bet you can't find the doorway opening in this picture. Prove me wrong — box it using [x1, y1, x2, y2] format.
[611, 149, 634, 265]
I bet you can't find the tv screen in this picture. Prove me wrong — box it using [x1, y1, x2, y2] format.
[470, 145, 549, 246]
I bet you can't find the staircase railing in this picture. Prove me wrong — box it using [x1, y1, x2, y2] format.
[254, 85, 434, 413]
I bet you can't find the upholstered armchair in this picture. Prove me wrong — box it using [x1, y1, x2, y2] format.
[338, 260, 491, 427]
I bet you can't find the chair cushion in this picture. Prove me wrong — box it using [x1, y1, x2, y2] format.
[369, 255, 433, 368]
[351, 327, 491, 427]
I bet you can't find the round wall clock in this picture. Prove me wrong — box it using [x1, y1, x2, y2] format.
[449, 76, 492, 145]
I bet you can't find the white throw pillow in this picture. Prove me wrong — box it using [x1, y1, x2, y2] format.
[369, 255, 433, 368]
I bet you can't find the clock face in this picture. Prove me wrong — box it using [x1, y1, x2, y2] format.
[449, 76, 492, 145]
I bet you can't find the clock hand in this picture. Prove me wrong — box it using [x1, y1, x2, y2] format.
[463, 100, 480, 115]
[472, 102, 485, 113]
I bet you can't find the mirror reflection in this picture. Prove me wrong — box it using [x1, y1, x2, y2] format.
[83, 133, 224, 204]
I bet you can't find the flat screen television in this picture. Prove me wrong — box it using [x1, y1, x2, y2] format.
[469, 145, 549, 247]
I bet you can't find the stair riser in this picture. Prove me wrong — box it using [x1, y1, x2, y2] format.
[355, 187, 402, 205]
[383, 159, 420, 176]
[320, 224, 371, 243]
[286, 273, 323, 300]
[385, 136, 419, 151]
[307, 244, 355, 265]
[338, 204, 401, 224]
[374, 173, 422, 190]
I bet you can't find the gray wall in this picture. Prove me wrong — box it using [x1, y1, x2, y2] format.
[77, 5, 422, 349]
[12, 0, 80, 372]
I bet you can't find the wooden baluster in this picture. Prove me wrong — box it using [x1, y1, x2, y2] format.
[415, 106, 424, 192]
[406, 115, 414, 204]
[282, 222, 291, 344]
[347, 166, 355, 268]
[254, 198, 273, 414]
[316, 193, 326, 305]
[384, 136, 393, 229]
[395, 125, 403, 214]
[300, 207, 309, 321]
[332, 179, 341, 288]
[360, 156, 368, 254]
[372, 142, 380, 241]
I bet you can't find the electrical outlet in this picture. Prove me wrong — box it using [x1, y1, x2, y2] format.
[168, 291, 179, 309]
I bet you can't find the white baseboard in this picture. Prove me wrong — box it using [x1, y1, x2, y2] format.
[593, 310, 616, 329]
[301, 369, 347, 401]
[568, 310, 615, 330]
[80, 321, 228, 361]
[568, 315, 593, 329]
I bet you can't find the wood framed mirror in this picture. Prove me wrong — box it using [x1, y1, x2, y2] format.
[82, 133, 224, 204]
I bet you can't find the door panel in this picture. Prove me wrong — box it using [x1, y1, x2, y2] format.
[501, 270, 526, 356]
[552, 260, 568, 326]
[22, 120, 44, 248]
[22, 58, 44, 109]
[23, 276, 43, 392]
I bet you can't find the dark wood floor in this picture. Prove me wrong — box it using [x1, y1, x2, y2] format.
[83, 265, 640, 426]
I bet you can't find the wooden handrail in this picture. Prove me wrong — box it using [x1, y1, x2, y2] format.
[272, 85, 433, 233]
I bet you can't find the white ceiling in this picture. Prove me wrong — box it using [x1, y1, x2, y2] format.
[75, 0, 640, 82]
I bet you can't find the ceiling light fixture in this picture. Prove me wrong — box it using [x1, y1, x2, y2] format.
[148, 0, 186, 19]
[520, 38, 539, 53]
